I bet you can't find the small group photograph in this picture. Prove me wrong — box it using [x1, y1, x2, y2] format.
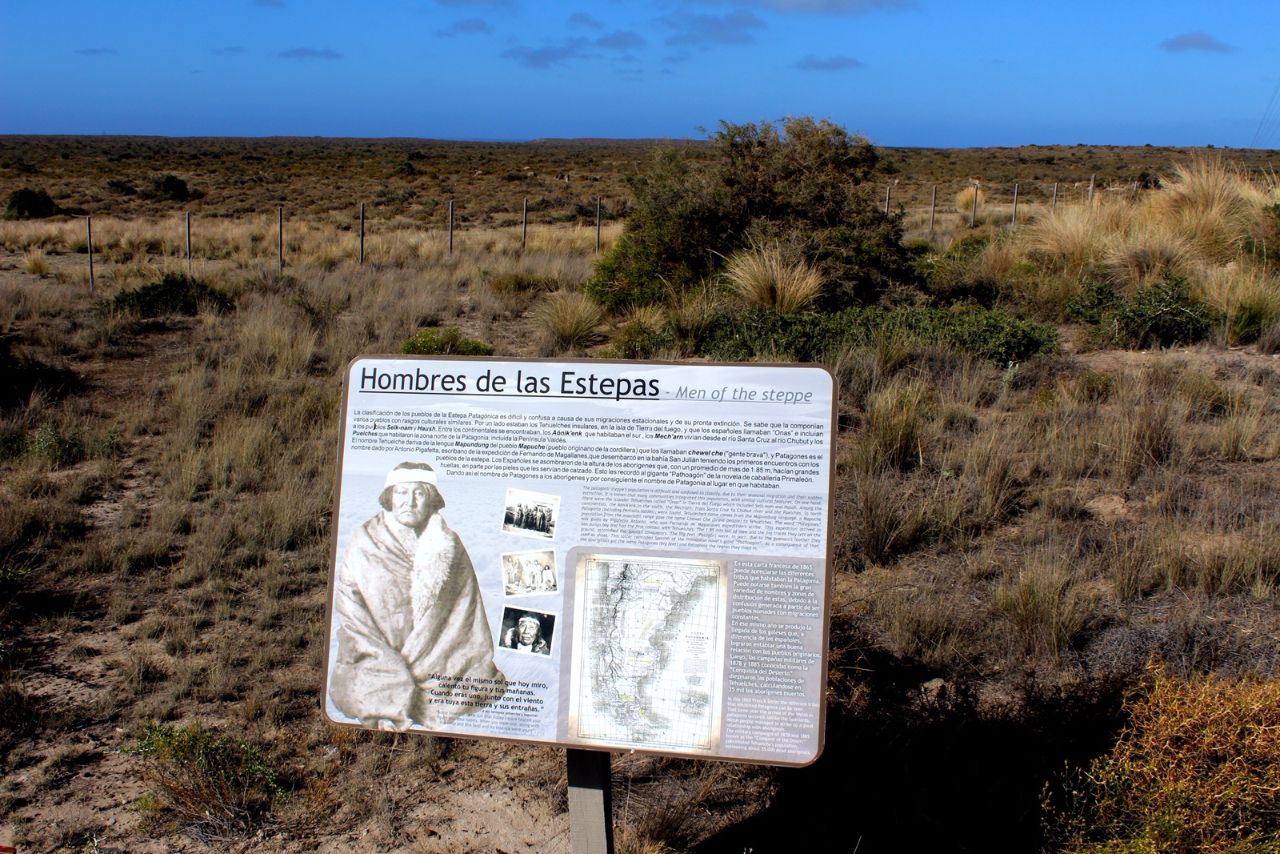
[501, 549, 558, 596]
[498, 607, 557, 656]
[501, 487, 560, 540]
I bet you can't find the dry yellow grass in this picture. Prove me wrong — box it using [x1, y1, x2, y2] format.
[722, 242, 824, 313]
[532, 289, 605, 354]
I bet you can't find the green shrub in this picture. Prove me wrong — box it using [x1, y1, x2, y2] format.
[133, 723, 286, 830]
[112, 274, 233, 318]
[401, 325, 494, 356]
[1067, 278, 1217, 348]
[1064, 280, 1123, 326]
[700, 304, 1057, 365]
[28, 424, 86, 468]
[3, 187, 58, 220]
[1109, 278, 1217, 348]
[587, 117, 912, 312]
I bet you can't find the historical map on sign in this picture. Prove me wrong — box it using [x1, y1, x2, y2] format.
[571, 555, 726, 751]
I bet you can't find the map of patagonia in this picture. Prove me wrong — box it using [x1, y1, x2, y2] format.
[572, 555, 726, 752]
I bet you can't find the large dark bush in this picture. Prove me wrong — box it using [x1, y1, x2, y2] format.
[143, 173, 194, 202]
[112, 274, 233, 318]
[3, 188, 58, 220]
[587, 117, 912, 311]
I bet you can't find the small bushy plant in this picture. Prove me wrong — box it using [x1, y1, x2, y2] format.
[112, 274, 234, 318]
[133, 723, 286, 830]
[700, 304, 1057, 365]
[400, 325, 494, 356]
[1109, 277, 1217, 347]
[1048, 667, 1280, 852]
[1067, 277, 1218, 348]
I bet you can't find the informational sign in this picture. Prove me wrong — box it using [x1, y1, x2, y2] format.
[322, 357, 834, 766]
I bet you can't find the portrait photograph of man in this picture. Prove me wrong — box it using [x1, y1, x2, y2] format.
[327, 461, 505, 731]
[498, 608, 555, 656]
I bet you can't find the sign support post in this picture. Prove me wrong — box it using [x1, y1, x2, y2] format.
[567, 748, 615, 854]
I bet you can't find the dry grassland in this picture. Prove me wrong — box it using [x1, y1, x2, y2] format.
[1, 137, 1280, 853]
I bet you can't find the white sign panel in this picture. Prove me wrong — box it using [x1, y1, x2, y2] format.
[322, 357, 834, 766]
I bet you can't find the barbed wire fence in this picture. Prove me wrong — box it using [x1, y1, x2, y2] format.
[65, 174, 1155, 286]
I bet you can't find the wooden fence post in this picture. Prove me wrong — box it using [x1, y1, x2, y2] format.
[522, 197, 528, 251]
[595, 197, 602, 254]
[884, 182, 891, 215]
[1087, 174, 1095, 205]
[1051, 182, 1059, 213]
[359, 202, 365, 265]
[85, 216, 94, 292]
[277, 206, 284, 273]
[928, 185, 937, 238]
[185, 211, 192, 277]
[969, 182, 979, 228]
[448, 199, 454, 255]
[1011, 183, 1019, 227]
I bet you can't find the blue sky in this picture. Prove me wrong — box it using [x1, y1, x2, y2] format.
[2, 0, 1277, 147]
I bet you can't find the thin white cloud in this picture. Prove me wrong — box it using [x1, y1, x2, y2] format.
[502, 38, 591, 68]
[1160, 31, 1233, 53]
[211, 46, 247, 55]
[597, 30, 646, 50]
[568, 12, 604, 29]
[438, 18, 491, 36]
[76, 47, 117, 56]
[279, 47, 343, 60]
[796, 54, 863, 70]
[663, 10, 765, 46]
[756, 0, 912, 11]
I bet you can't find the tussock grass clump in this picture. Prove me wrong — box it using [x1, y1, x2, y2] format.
[20, 249, 49, 276]
[112, 274, 233, 319]
[1050, 668, 1280, 852]
[852, 379, 933, 473]
[1101, 224, 1189, 290]
[1194, 264, 1280, 345]
[1152, 159, 1270, 263]
[953, 184, 987, 214]
[723, 243, 824, 314]
[400, 325, 494, 357]
[839, 468, 929, 566]
[533, 290, 604, 354]
[994, 558, 1089, 659]
[488, 271, 558, 293]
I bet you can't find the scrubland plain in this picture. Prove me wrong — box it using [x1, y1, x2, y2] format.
[2, 134, 1280, 853]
